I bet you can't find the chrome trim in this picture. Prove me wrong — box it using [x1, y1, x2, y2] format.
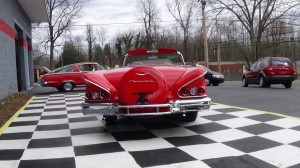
[82, 97, 211, 117]
[122, 54, 129, 67]
[52, 72, 82, 74]
[62, 80, 75, 84]
[147, 50, 158, 53]
[84, 78, 112, 100]
[177, 51, 185, 65]
[135, 73, 150, 76]
[177, 72, 207, 98]
[76, 85, 86, 87]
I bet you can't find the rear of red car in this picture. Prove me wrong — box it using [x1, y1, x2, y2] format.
[81, 48, 211, 124]
[263, 57, 296, 83]
[242, 57, 296, 88]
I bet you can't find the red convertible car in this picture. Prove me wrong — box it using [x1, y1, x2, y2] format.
[40, 62, 104, 92]
[82, 48, 211, 124]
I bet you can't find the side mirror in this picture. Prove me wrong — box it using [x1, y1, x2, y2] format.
[246, 67, 250, 71]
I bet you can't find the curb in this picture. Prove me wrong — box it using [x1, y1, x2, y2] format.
[0, 96, 35, 135]
[213, 102, 300, 120]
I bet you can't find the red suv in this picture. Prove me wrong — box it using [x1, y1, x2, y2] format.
[242, 57, 296, 88]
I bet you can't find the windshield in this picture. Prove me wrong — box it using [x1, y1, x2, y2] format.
[123, 53, 184, 66]
[270, 58, 293, 66]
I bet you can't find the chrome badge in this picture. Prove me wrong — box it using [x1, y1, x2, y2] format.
[129, 80, 155, 83]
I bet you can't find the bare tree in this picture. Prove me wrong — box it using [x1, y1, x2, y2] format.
[212, 0, 299, 65]
[86, 24, 96, 62]
[115, 37, 123, 65]
[96, 27, 108, 48]
[166, 0, 196, 60]
[136, 0, 160, 49]
[46, 0, 85, 70]
[114, 31, 135, 64]
[122, 32, 134, 53]
[134, 32, 144, 49]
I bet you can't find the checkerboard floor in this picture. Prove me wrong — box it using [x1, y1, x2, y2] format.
[1, 93, 300, 168]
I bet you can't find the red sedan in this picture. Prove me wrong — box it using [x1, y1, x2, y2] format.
[81, 48, 211, 124]
[34, 65, 51, 83]
[40, 62, 104, 92]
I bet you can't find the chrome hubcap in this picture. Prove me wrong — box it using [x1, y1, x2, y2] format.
[259, 77, 263, 86]
[64, 82, 73, 91]
[205, 79, 209, 85]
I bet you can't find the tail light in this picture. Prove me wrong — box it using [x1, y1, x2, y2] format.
[178, 76, 207, 98]
[198, 88, 205, 95]
[266, 67, 275, 75]
[85, 80, 111, 102]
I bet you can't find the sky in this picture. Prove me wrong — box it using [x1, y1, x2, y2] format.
[71, 0, 178, 42]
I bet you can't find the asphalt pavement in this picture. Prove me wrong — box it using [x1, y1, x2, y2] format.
[207, 80, 300, 118]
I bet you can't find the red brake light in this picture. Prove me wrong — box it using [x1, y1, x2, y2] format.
[198, 88, 205, 95]
[178, 76, 207, 98]
[181, 88, 189, 96]
[85, 81, 111, 102]
[100, 91, 109, 99]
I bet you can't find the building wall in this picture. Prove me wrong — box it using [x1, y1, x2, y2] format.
[0, 0, 32, 99]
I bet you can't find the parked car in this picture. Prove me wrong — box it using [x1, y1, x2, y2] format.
[242, 57, 296, 88]
[34, 65, 50, 83]
[40, 62, 104, 92]
[81, 48, 211, 124]
[199, 65, 225, 86]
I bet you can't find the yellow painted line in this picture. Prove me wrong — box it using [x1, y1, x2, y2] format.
[212, 102, 300, 120]
[0, 96, 35, 135]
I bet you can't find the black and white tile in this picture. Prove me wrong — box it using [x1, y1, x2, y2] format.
[1, 93, 300, 168]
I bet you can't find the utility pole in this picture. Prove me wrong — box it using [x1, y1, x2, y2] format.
[291, 37, 297, 79]
[200, 0, 209, 68]
[109, 43, 112, 68]
[216, 18, 221, 73]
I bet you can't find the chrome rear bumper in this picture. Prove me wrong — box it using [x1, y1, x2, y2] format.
[82, 97, 211, 116]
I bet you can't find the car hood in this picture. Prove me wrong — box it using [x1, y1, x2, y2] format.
[211, 71, 223, 76]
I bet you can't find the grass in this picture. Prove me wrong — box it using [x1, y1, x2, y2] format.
[0, 92, 32, 128]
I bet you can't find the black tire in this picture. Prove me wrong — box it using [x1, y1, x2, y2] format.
[259, 76, 266, 88]
[205, 78, 211, 86]
[185, 111, 198, 122]
[212, 82, 219, 86]
[242, 77, 248, 87]
[103, 115, 117, 125]
[61, 82, 74, 92]
[265, 82, 271, 88]
[56, 87, 63, 92]
[284, 81, 292, 88]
